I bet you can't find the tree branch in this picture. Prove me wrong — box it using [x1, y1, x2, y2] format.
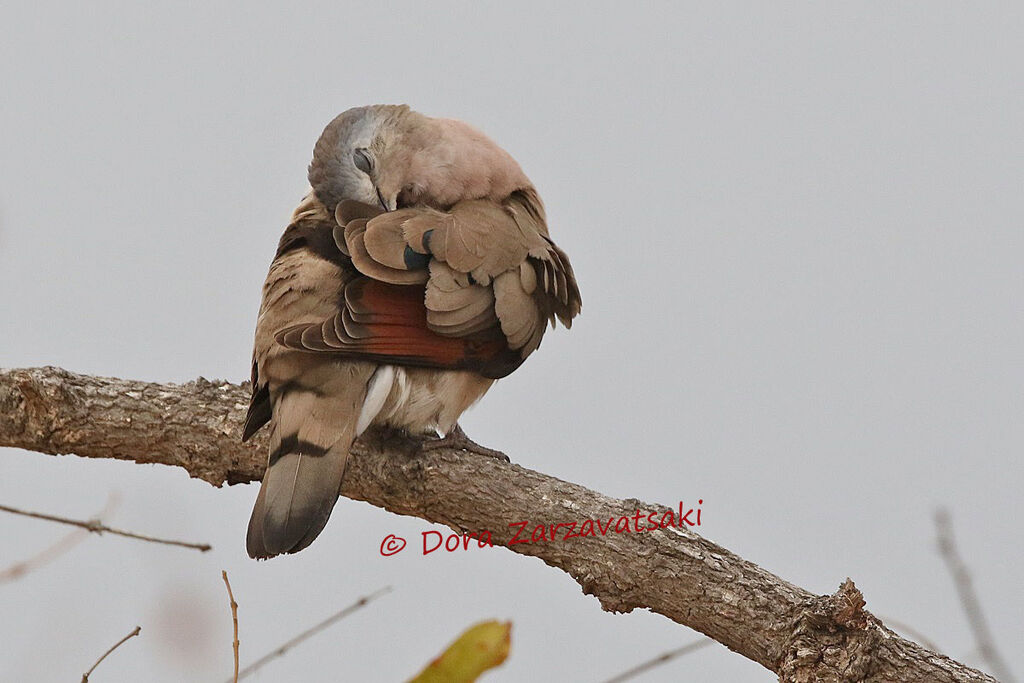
[0, 366, 999, 682]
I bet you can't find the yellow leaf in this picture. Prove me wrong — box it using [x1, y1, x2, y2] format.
[409, 620, 511, 683]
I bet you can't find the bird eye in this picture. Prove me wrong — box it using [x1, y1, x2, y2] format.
[353, 148, 372, 174]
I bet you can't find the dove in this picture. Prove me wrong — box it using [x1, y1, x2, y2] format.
[242, 105, 581, 559]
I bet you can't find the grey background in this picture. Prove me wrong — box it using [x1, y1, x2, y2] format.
[1, 2, 1021, 681]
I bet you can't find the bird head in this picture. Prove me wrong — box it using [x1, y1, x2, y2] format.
[308, 105, 532, 214]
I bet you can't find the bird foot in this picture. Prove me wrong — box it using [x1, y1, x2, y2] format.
[418, 424, 510, 463]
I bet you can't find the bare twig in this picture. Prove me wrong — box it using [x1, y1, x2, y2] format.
[1, 495, 118, 584]
[0, 502, 211, 552]
[81, 625, 141, 682]
[0, 527, 89, 584]
[601, 639, 714, 683]
[935, 509, 1016, 683]
[222, 570, 240, 683]
[233, 586, 391, 681]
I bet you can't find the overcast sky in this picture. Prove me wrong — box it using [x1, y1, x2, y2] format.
[1, 2, 1022, 681]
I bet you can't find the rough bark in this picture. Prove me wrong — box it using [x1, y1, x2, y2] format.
[0, 366, 998, 682]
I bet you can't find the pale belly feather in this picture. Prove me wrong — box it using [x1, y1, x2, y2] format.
[358, 365, 494, 437]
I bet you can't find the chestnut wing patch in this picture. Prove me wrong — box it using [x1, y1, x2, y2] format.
[275, 277, 523, 379]
[335, 194, 581, 356]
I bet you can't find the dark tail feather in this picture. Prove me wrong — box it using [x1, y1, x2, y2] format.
[246, 440, 352, 559]
[246, 483, 269, 558]
[245, 360, 374, 559]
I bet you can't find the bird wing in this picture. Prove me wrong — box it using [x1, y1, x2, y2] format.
[274, 189, 581, 378]
[242, 205, 360, 441]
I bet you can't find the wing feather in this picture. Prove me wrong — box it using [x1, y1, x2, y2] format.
[269, 189, 579, 382]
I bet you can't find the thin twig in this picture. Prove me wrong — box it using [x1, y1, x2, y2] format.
[233, 586, 392, 681]
[0, 527, 89, 584]
[0, 503, 211, 552]
[0, 495, 118, 584]
[935, 509, 1016, 683]
[81, 625, 141, 682]
[222, 570, 240, 683]
[601, 638, 714, 683]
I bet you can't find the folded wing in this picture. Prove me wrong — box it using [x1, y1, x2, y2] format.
[275, 189, 581, 378]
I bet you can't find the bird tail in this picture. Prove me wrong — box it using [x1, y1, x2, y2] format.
[246, 365, 371, 559]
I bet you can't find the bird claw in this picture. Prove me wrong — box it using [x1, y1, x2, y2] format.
[418, 424, 510, 463]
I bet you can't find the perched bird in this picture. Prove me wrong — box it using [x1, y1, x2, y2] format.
[242, 105, 581, 559]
